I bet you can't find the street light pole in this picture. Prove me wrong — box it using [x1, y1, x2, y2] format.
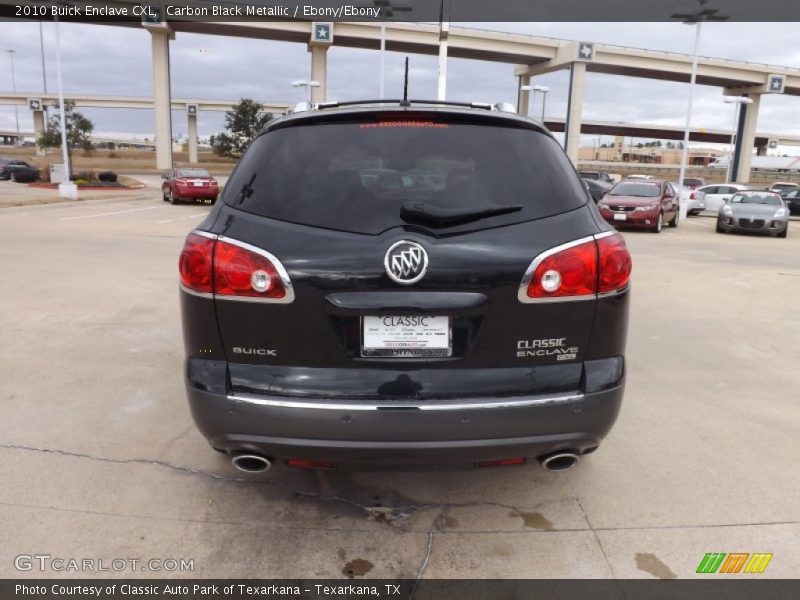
[6, 50, 19, 143]
[676, 21, 701, 222]
[672, 2, 728, 221]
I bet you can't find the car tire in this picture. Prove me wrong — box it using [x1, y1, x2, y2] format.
[716, 220, 725, 233]
[668, 212, 678, 228]
[162, 189, 169, 201]
[9, 172, 16, 183]
[778, 226, 788, 238]
[651, 212, 663, 233]
[169, 190, 178, 205]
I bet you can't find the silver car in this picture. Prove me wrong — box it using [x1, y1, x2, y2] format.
[716, 191, 789, 238]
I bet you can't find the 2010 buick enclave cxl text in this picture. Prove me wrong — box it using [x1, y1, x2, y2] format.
[178, 100, 632, 474]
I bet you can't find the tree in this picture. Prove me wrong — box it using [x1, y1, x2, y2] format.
[37, 101, 94, 176]
[211, 98, 273, 158]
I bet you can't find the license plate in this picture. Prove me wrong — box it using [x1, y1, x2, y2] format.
[192, 181, 204, 187]
[362, 315, 451, 357]
[613, 213, 627, 221]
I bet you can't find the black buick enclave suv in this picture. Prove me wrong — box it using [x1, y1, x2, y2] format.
[179, 101, 631, 473]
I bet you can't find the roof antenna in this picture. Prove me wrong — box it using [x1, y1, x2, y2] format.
[400, 57, 410, 107]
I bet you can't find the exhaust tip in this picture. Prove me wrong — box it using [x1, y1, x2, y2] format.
[540, 452, 580, 472]
[231, 453, 272, 473]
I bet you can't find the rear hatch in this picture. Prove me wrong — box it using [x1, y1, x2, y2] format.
[205, 110, 613, 399]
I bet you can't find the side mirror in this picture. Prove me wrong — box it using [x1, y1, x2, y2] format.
[161, 173, 167, 179]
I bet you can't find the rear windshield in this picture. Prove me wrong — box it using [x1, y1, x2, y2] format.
[178, 169, 210, 178]
[609, 181, 661, 197]
[223, 118, 586, 234]
[684, 178, 703, 186]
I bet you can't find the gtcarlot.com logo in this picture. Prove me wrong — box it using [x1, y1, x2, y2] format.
[14, 554, 194, 572]
[696, 552, 772, 574]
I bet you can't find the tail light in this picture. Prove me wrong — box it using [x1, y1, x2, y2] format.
[178, 232, 294, 303]
[477, 457, 527, 468]
[518, 232, 631, 303]
[596, 233, 632, 293]
[689, 192, 695, 200]
[175, 178, 188, 186]
[179, 232, 214, 293]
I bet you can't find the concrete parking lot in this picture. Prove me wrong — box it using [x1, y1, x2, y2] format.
[0, 192, 798, 580]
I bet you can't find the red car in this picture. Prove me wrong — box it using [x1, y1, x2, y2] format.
[597, 179, 680, 233]
[162, 168, 219, 204]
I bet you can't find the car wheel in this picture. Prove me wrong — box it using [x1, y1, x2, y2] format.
[210, 198, 217, 206]
[162, 189, 169, 201]
[716, 220, 725, 233]
[668, 211, 678, 228]
[169, 190, 177, 205]
[778, 226, 788, 238]
[651, 212, 662, 233]
[9, 172, 16, 183]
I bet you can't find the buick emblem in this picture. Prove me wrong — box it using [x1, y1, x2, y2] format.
[384, 240, 428, 285]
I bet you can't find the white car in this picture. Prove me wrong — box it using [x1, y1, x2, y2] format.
[693, 184, 752, 215]
[671, 181, 704, 215]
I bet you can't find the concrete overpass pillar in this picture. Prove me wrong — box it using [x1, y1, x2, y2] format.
[150, 28, 174, 171]
[310, 46, 328, 103]
[517, 75, 531, 116]
[186, 104, 198, 164]
[187, 113, 198, 163]
[564, 62, 586, 163]
[32, 109, 46, 157]
[309, 23, 332, 104]
[732, 94, 760, 183]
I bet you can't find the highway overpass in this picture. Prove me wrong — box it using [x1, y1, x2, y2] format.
[5, 15, 800, 179]
[0, 93, 290, 160]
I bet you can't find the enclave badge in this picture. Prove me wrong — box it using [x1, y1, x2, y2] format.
[384, 240, 429, 284]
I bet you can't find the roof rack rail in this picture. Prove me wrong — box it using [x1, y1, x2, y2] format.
[313, 99, 501, 111]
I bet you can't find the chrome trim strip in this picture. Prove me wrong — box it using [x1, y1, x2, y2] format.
[226, 391, 584, 412]
[597, 282, 631, 299]
[179, 283, 213, 299]
[192, 230, 218, 240]
[517, 231, 625, 304]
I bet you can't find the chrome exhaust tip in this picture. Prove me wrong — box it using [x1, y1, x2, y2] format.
[231, 453, 273, 473]
[540, 452, 580, 472]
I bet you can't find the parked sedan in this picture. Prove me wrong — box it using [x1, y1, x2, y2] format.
[0, 159, 38, 181]
[162, 168, 219, 204]
[768, 181, 798, 194]
[597, 179, 679, 233]
[780, 187, 800, 215]
[670, 181, 704, 215]
[692, 183, 751, 214]
[716, 191, 789, 237]
[579, 170, 615, 184]
[583, 177, 613, 202]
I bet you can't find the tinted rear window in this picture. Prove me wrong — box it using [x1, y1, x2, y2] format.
[223, 117, 586, 234]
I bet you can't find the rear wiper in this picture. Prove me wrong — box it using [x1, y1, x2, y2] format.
[400, 200, 522, 226]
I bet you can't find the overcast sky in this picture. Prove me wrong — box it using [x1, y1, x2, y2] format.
[2, 20, 800, 151]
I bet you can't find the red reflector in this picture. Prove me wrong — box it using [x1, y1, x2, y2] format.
[287, 459, 336, 469]
[477, 457, 527, 468]
[597, 233, 632, 293]
[689, 191, 695, 200]
[526, 239, 597, 299]
[179, 233, 214, 293]
[214, 239, 286, 299]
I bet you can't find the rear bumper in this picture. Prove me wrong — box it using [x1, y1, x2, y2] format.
[174, 187, 218, 199]
[185, 361, 625, 465]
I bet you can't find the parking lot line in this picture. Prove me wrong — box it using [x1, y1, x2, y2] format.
[683, 220, 712, 228]
[156, 212, 209, 224]
[58, 206, 161, 221]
